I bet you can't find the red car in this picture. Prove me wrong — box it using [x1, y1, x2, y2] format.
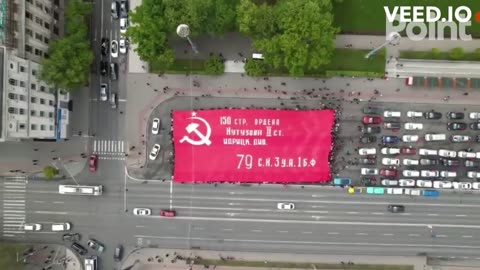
[89, 155, 98, 172]
[363, 116, 382, 125]
[380, 169, 397, 178]
[160, 210, 176, 217]
[401, 148, 416, 155]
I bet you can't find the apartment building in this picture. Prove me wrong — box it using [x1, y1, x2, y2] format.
[0, 0, 70, 142]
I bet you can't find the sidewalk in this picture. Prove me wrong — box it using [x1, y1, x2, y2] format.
[121, 248, 427, 270]
[21, 244, 82, 270]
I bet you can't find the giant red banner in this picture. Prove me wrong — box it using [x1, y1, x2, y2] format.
[173, 110, 335, 184]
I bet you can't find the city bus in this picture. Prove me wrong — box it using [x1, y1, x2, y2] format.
[58, 185, 103, 196]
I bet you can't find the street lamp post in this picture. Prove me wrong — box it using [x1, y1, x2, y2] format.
[177, 24, 198, 54]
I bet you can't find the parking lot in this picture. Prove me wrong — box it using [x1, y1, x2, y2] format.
[334, 101, 480, 190]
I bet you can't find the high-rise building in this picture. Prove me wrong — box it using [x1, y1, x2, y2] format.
[0, 0, 70, 142]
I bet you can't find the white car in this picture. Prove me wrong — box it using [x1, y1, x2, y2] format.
[381, 147, 400, 155]
[149, 144, 161, 160]
[24, 223, 42, 231]
[451, 135, 471, 142]
[440, 171, 457, 178]
[133, 208, 151, 216]
[381, 179, 398, 186]
[111, 40, 118, 58]
[387, 188, 404, 195]
[416, 179, 432, 188]
[382, 158, 400, 166]
[100, 83, 108, 101]
[359, 148, 376, 155]
[402, 170, 420, 177]
[404, 123, 423, 130]
[403, 159, 419, 166]
[433, 181, 453, 189]
[404, 188, 422, 196]
[419, 149, 438, 156]
[469, 112, 480, 119]
[458, 151, 476, 159]
[402, 135, 419, 142]
[438, 149, 456, 158]
[399, 179, 416, 187]
[384, 111, 401, 118]
[151, 118, 160, 134]
[361, 168, 378, 175]
[407, 111, 423, 118]
[421, 170, 439, 177]
[467, 171, 480, 179]
[277, 202, 295, 210]
[120, 17, 128, 34]
[473, 182, 480, 190]
[119, 37, 128, 54]
[453, 182, 472, 190]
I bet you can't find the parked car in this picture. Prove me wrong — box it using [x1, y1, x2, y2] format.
[380, 169, 397, 178]
[133, 208, 151, 216]
[404, 123, 423, 130]
[458, 151, 476, 159]
[111, 1, 120, 19]
[87, 239, 105, 253]
[465, 160, 480, 167]
[382, 136, 400, 144]
[100, 83, 108, 101]
[420, 158, 438, 165]
[24, 223, 42, 231]
[440, 171, 457, 178]
[386, 188, 404, 195]
[110, 93, 117, 109]
[101, 37, 109, 56]
[100, 61, 108, 76]
[384, 122, 401, 129]
[120, 17, 128, 34]
[433, 181, 453, 189]
[416, 179, 433, 188]
[363, 116, 382, 125]
[403, 170, 420, 177]
[151, 118, 160, 134]
[419, 149, 438, 156]
[387, 205, 405, 213]
[89, 154, 98, 173]
[120, 0, 129, 18]
[440, 158, 461, 167]
[360, 135, 376, 144]
[381, 147, 400, 155]
[407, 111, 423, 118]
[438, 149, 456, 158]
[119, 37, 129, 54]
[473, 182, 480, 190]
[469, 112, 480, 119]
[447, 122, 467, 131]
[359, 158, 376, 165]
[404, 188, 422, 196]
[381, 179, 398, 186]
[383, 111, 401, 118]
[421, 170, 439, 177]
[362, 126, 381, 134]
[470, 122, 480, 130]
[451, 135, 471, 142]
[453, 182, 472, 189]
[363, 106, 381, 115]
[424, 111, 442, 119]
[382, 158, 400, 166]
[359, 148, 376, 156]
[401, 148, 416, 155]
[423, 190, 440, 197]
[467, 171, 480, 179]
[402, 135, 419, 142]
[149, 144, 161, 160]
[477, 135, 480, 142]
[333, 178, 352, 186]
[403, 159, 419, 165]
[447, 112, 465, 119]
[399, 179, 416, 187]
[62, 233, 81, 242]
[114, 245, 123, 262]
[71, 242, 88, 255]
[361, 168, 379, 176]
[111, 40, 119, 58]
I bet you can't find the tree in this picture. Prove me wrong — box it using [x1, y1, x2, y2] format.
[204, 55, 225, 75]
[43, 166, 59, 180]
[244, 59, 267, 76]
[40, 0, 93, 91]
[247, 0, 339, 76]
[474, 48, 480, 60]
[449, 47, 465, 60]
[237, 0, 277, 38]
[431, 48, 441, 59]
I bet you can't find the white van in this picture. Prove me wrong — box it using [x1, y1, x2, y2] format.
[458, 151, 476, 158]
[440, 171, 457, 178]
[387, 188, 404, 195]
[85, 256, 98, 270]
[51, 222, 71, 232]
[383, 111, 401, 118]
[419, 149, 438, 156]
[425, 134, 446, 142]
[407, 111, 423, 118]
[252, 53, 264, 60]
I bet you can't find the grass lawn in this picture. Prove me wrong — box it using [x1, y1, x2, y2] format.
[150, 59, 206, 74]
[400, 50, 480, 61]
[0, 243, 27, 270]
[326, 48, 385, 73]
[194, 258, 413, 270]
[334, 0, 480, 35]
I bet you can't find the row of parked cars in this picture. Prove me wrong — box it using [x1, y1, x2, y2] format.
[380, 179, 480, 190]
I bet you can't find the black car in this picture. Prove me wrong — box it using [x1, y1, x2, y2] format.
[62, 233, 81, 242]
[71, 242, 88, 255]
[387, 204, 405, 213]
[362, 126, 381, 134]
[101, 38, 109, 56]
[360, 135, 376, 144]
[114, 245, 123, 262]
[363, 106, 381, 115]
[440, 158, 460, 167]
[100, 61, 108, 76]
[120, 0, 129, 18]
[470, 122, 480, 130]
[419, 158, 438, 166]
[358, 158, 376, 165]
[465, 160, 480, 167]
[447, 112, 465, 119]
[477, 135, 480, 142]
[383, 122, 401, 129]
[424, 111, 442, 119]
[447, 122, 467, 131]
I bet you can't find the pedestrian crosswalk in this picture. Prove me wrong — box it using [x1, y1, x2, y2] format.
[93, 140, 126, 160]
[2, 177, 27, 238]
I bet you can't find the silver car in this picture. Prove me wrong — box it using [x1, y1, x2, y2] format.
[100, 83, 108, 101]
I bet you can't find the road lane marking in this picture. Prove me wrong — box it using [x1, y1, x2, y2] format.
[355, 233, 368, 236]
[347, 212, 358, 214]
[408, 234, 420, 237]
[277, 231, 288, 233]
[251, 230, 262, 233]
[34, 211, 68, 215]
[462, 235, 473, 238]
[3, 231, 24, 234]
[456, 214, 467, 217]
[327, 232, 339, 235]
[33, 201, 45, 203]
[383, 233, 394, 236]
[53, 201, 64, 204]
[3, 210, 25, 213]
[371, 212, 384, 215]
[310, 205, 325, 208]
[3, 200, 25, 203]
[400, 213, 411, 216]
[228, 203, 241, 206]
[222, 228, 233, 231]
[136, 225, 145, 228]
[427, 214, 439, 216]
[436, 235, 447, 237]
[169, 180, 173, 210]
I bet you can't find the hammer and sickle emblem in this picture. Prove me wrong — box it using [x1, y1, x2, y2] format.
[179, 116, 212, 146]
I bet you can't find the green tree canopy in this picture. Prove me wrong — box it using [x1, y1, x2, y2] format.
[40, 0, 93, 91]
[449, 47, 465, 60]
[244, 59, 267, 77]
[43, 166, 59, 180]
[204, 55, 225, 75]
